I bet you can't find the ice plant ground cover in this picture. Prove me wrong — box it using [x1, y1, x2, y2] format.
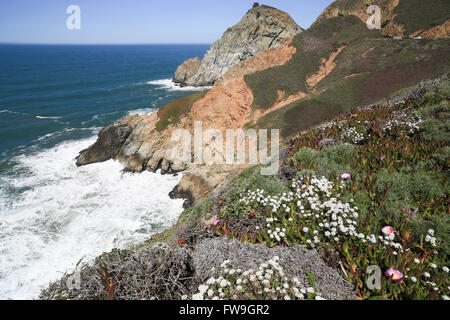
[214, 87, 450, 300]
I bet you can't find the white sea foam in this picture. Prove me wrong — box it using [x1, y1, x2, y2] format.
[147, 79, 211, 91]
[127, 107, 156, 116]
[0, 137, 184, 299]
[35, 116, 62, 120]
[0, 109, 29, 116]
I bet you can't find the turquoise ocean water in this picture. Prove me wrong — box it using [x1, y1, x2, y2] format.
[0, 44, 209, 299]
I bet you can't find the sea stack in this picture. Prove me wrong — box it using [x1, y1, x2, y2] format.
[173, 5, 303, 87]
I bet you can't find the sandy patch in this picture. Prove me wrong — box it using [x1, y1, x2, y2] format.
[307, 46, 346, 90]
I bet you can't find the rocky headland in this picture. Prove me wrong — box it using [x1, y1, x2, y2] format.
[173, 5, 303, 87]
[77, 2, 449, 207]
[49, 1, 450, 301]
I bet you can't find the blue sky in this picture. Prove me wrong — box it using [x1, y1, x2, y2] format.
[0, 0, 335, 44]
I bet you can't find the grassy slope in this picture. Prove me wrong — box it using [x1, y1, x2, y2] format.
[198, 82, 450, 300]
[155, 90, 207, 131]
[393, 0, 450, 35]
[245, 16, 380, 110]
[248, 16, 449, 138]
[315, 0, 450, 35]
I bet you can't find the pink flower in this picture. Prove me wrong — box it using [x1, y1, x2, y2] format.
[211, 219, 220, 227]
[382, 226, 394, 236]
[380, 157, 386, 162]
[385, 268, 403, 281]
[340, 173, 351, 180]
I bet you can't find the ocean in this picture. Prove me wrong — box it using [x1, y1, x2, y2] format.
[0, 44, 210, 299]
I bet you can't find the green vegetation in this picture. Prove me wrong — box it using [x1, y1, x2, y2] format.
[213, 86, 449, 300]
[156, 91, 207, 131]
[394, 0, 450, 35]
[246, 15, 449, 139]
[42, 82, 449, 301]
[255, 36, 449, 137]
[245, 16, 379, 110]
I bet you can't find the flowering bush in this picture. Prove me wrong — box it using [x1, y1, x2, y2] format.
[383, 111, 422, 136]
[185, 257, 323, 300]
[217, 175, 449, 300]
[342, 126, 366, 144]
[214, 89, 449, 300]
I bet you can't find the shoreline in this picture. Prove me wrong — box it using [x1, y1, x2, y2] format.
[40, 74, 450, 300]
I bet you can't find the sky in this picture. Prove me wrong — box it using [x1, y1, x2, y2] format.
[0, 0, 335, 44]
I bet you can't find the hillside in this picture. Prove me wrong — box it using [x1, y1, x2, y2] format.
[57, 2, 450, 301]
[43, 77, 450, 300]
[250, 15, 449, 137]
[314, 0, 450, 38]
[76, 14, 449, 207]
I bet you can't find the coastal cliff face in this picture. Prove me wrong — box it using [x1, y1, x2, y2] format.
[77, 6, 450, 207]
[173, 5, 302, 87]
[314, 0, 450, 38]
[46, 2, 450, 302]
[173, 57, 201, 86]
[77, 36, 299, 204]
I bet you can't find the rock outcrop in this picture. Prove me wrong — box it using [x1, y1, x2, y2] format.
[76, 120, 132, 166]
[173, 5, 302, 87]
[314, 0, 450, 38]
[173, 57, 201, 86]
[76, 36, 299, 203]
[77, 10, 449, 207]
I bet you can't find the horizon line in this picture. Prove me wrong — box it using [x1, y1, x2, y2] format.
[0, 42, 213, 46]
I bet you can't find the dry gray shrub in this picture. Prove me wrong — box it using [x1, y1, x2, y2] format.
[192, 237, 356, 300]
[40, 243, 198, 300]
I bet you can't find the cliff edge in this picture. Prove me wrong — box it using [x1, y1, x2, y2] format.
[77, 6, 449, 207]
[173, 4, 302, 87]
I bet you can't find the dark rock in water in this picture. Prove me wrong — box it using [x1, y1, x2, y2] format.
[76, 121, 132, 166]
[169, 185, 194, 209]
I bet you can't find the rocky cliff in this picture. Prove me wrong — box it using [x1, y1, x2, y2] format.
[172, 5, 302, 87]
[314, 0, 450, 38]
[77, 8, 449, 207]
[173, 58, 201, 86]
[47, 2, 450, 302]
[77, 35, 299, 205]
